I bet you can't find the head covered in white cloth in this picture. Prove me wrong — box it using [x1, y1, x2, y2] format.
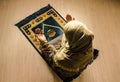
[61, 20, 94, 53]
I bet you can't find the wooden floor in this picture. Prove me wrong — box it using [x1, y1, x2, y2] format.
[0, 0, 120, 82]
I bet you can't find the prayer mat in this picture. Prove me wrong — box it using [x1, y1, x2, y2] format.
[15, 4, 67, 81]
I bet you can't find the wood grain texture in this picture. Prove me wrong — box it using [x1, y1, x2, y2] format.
[0, 0, 120, 82]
